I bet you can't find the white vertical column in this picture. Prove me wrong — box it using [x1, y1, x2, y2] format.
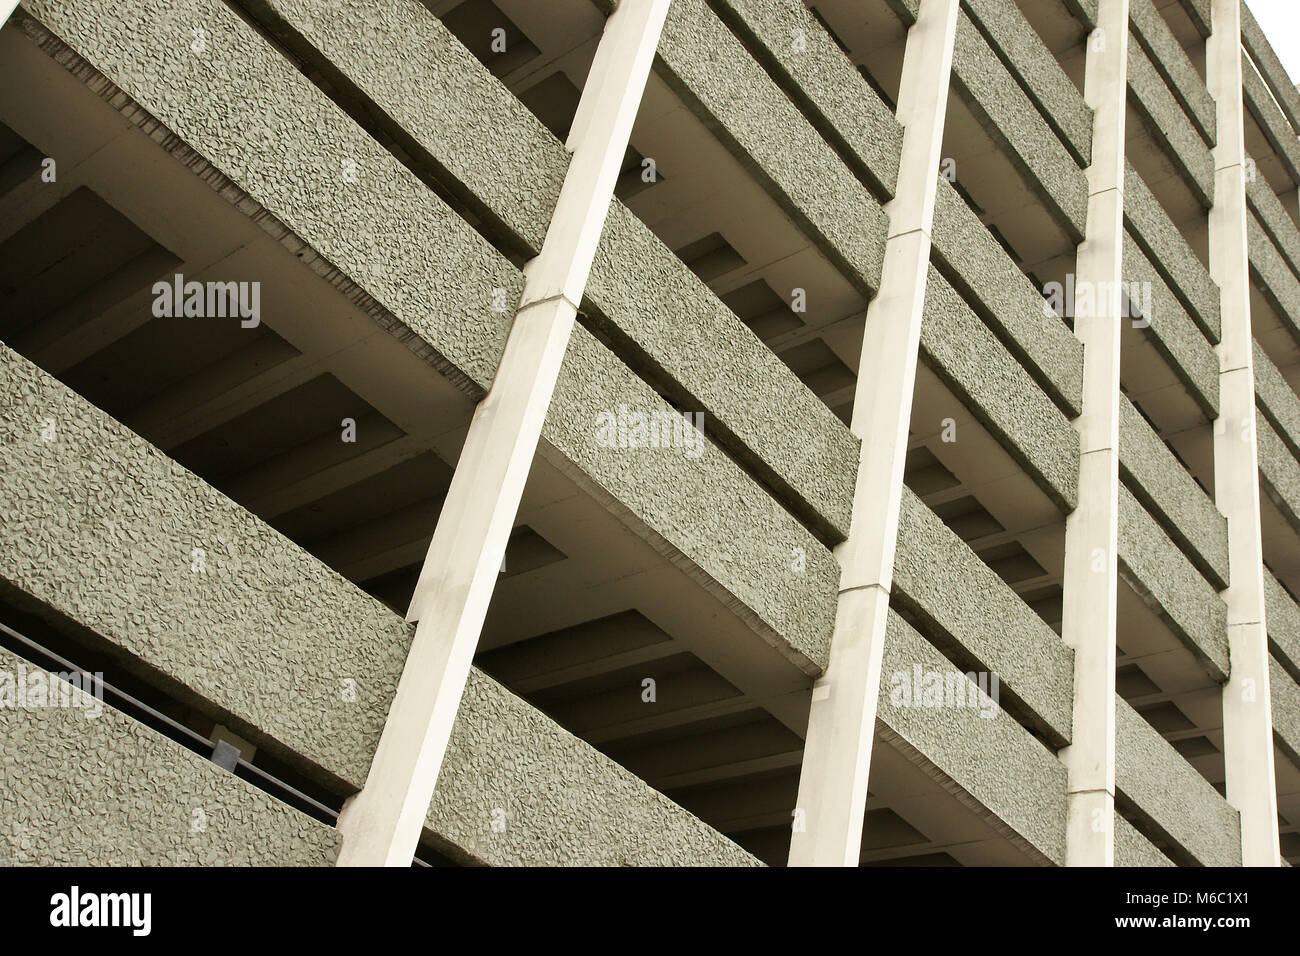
[787, 0, 959, 868]
[1058, 0, 1128, 868]
[1206, 0, 1281, 867]
[335, 0, 672, 867]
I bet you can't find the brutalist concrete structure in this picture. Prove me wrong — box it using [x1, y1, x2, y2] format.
[1, 0, 1299, 866]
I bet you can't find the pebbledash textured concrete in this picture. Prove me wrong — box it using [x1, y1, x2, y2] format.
[0, 0, 1299, 867]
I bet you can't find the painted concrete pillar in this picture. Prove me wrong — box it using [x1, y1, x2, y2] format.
[335, 0, 672, 867]
[1058, 0, 1128, 867]
[1206, 0, 1282, 867]
[787, 0, 960, 867]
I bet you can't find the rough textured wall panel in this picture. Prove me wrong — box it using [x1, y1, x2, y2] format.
[1116, 698, 1241, 866]
[656, 0, 888, 296]
[1271, 656, 1300, 765]
[1115, 813, 1175, 867]
[1119, 396, 1228, 589]
[710, 0, 902, 197]
[894, 489, 1074, 744]
[1243, 55, 1300, 187]
[1123, 232, 1219, 416]
[243, 0, 858, 541]
[1117, 485, 1230, 680]
[1254, 341, 1300, 462]
[879, 611, 1068, 865]
[1241, 3, 1300, 133]
[931, 182, 1084, 417]
[431, 667, 760, 866]
[921, 267, 1080, 512]
[549, 327, 838, 671]
[0, 647, 341, 866]
[1127, 35, 1213, 206]
[1128, 0, 1215, 145]
[17, 0, 837, 667]
[20, 0, 518, 395]
[962, 0, 1092, 166]
[0, 342, 408, 787]
[1257, 411, 1300, 536]
[1264, 568, 1300, 677]
[1125, 163, 1221, 341]
[1248, 213, 1300, 345]
[1247, 177, 1300, 282]
[0, 347, 759, 867]
[951, 9, 1088, 238]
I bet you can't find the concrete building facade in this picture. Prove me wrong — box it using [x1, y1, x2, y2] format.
[0, 0, 1298, 866]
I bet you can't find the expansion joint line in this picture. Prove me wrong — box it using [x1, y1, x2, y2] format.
[787, 0, 959, 869]
[332, 0, 672, 868]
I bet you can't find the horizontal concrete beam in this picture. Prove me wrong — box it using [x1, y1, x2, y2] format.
[654, 0, 889, 298]
[1248, 211, 1300, 347]
[1116, 696, 1241, 866]
[1242, 53, 1300, 188]
[961, 0, 1093, 166]
[13, 0, 838, 668]
[1240, 2, 1300, 134]
[921, 266, 1080, 513]
[931, 182, 1084, 418]
[1125, 162, 1222, 342]
[894, 488, 1075, 744]
[879, 610, 1068, 865]
[1247, 176, 1300, 285]
[950, 8, 1089, 239]
[1114, 812, 1174, 866]
[0, 342, 760, 866]
[1263, 567, 1300, 678]
[1256, 410, 1300, 538]
[1127, 32, 1214, 206]
[241, 0, 859, 542]
[0, 645, 341, 865]
[1271, 654, 1300, 766]
[707, 0, 902, 199]
[1119, 395, 1229, 588]
[1128, 0, 1215, 145]
[1123, 231, 1220, 416]
[1117, 484, 1230, 680]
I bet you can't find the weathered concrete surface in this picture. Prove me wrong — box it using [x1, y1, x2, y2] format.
[1123, 232, 1219, 417]
[962, 0, 1092, 166]
[1118, 485, 1230, 681]
[922, 267, 1080, 513]
[932, 182, 1084, 417]
[710, 0, 902, 198]
[1256, 410, 1300, 537]
[0, 646, 341, 866]
[879, 611, 1067, 865]
[0, 343, 760, 866]
[894, 489, 1074, 744]
[240, 0, 860, 542]
[1249, 212, 1300, 347]
[655, 0, 888, 297]
[1115, 813, 1175, 867]
[951, 8, 1088, 239]
[1116, 697, 1241, 866]
[1243, 53, 1300, 187]
[1125, 163, 1221, 343]
[1264, 568, 1300, 678]
[1271, 655, 1300, 767]
[1242, 2, 1300, 134]
[1248, 176, 1300, 284]
[1127, 36, 1213, 207]
[1129, 0, 1214, 146]
[1119, 396, 1228, 588]
[16, 0, 838, 670]
[1254, 341, 1300, 463]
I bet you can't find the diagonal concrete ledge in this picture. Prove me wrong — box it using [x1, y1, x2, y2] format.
[0, 645, 342, 866]
[0, 342, 760, 866]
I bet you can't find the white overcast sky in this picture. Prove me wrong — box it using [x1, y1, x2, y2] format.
[1245, 0, 1300, 82]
